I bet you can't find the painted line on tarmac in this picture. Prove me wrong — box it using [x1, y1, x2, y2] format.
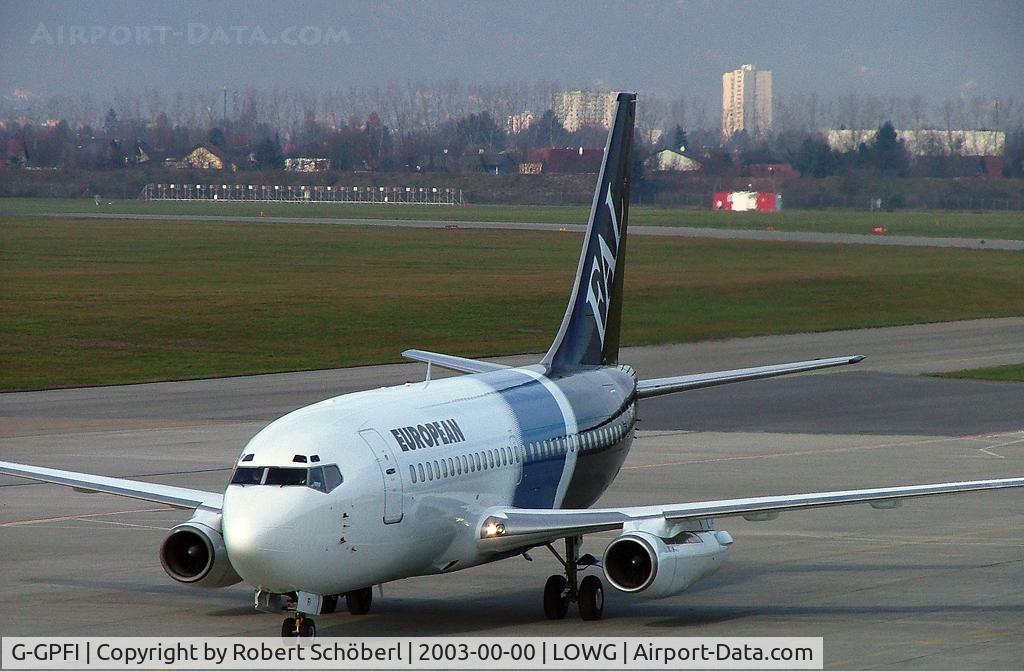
[1, 507, 167, 527]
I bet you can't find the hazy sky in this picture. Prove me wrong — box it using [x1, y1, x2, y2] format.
[2, 0, 1022, 105]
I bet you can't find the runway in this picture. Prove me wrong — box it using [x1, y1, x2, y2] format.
[11, 210, 1024, 250]
[2, 318, 1023, 669]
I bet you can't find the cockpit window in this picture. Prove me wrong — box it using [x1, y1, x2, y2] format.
[265, 467, 307, 486]
[230, 466, 264, 485]
[323, 465, 343, 492]
[229, 464, 342, 492]
[308, 466, 326, 492]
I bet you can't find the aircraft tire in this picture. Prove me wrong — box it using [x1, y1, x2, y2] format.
[578, 575, 604, 621]
[346, 587, 373, 615]
[281, 617, 296, 637]
[321, 595, 338, 614]
[298, 617, 316, 637]
[543, 575, 569, 620]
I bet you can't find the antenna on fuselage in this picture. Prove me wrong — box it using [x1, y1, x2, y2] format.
[425, 361, 432, 382]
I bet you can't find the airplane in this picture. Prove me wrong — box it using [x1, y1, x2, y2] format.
[2, 92, 1022, 638]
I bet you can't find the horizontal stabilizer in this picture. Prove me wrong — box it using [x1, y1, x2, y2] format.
[402, 349, 509, 375]
[0, 461, 223, 512]
[637, 355, 864, 399]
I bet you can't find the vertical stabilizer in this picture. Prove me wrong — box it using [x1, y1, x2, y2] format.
[541, 92, 636, 371]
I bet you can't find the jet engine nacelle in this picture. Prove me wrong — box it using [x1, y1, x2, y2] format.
[159, 519, 242, 588]
[603, 529, 731, 599]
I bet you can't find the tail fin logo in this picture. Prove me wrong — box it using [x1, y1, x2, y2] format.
[542, 91, 634, 371]
[585, 184, 621, 345]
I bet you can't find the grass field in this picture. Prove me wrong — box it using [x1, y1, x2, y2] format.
[932, 364, 1024, 383]
[3, 215, 1024, 390]
[3, 197, 1024, 240]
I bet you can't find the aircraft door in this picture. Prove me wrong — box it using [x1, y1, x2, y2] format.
[358, 428, 404, 524]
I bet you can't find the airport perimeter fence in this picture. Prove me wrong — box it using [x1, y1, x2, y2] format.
[141, 183, 462, 205]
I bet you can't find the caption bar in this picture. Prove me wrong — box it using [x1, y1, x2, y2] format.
[2, 637, 822, 669]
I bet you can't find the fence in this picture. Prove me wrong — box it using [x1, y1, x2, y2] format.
[141, 183, 462, 205]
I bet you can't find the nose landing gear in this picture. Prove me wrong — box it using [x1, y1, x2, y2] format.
[281, 614, 316, 638]
[277, 587, 373, 636]
[543, 536, 604, 621]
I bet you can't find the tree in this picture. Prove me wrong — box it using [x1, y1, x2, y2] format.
[455, 111, 503, 151]
[671, 125, 688, 152]
[103, 108, 120, 138]
[524, 110, 568, 149]
[871, 121, 909, 176]
[207, 127, 226, 149]
[790, 137, 836, 178]
[254, 136, 283, 169]
[1004, 127, 1024, 177]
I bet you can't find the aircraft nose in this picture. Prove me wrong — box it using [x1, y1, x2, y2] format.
[222, 488, 303, 592]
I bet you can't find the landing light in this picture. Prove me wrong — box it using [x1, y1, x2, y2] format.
[482, 522, 506, 538]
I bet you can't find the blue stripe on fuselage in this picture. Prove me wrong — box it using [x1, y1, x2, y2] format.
[479, 369, 567, 509]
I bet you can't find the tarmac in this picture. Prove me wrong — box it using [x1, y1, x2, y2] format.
[1, 318, 1023, 669]
[10, 210, 1024, 250]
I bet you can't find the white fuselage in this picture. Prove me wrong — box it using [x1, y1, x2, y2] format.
[221, 364, 637, 596]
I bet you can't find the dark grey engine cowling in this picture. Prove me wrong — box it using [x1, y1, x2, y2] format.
[603, 529, 732, 599]
[159, 519, 242, 588]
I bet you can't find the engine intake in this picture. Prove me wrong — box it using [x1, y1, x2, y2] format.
[159, 521, 242, 589]
[603, 530, 730, 599]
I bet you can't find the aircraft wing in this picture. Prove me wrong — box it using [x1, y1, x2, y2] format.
[402, 349, 509, 374]
[478, 476, 1024, 552]
[637, 355, 865, 398]
[0, 461, 223, 512]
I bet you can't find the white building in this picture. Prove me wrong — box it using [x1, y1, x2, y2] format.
[506, 111, 535, 134]
[552, 91, 617, 132]
[646, 149, 702, 172]
[826, 129, 1005, 156]
[284, 158, 331, 172]
[722, 64, 772, 138]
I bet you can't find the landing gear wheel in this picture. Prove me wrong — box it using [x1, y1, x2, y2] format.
[321, 595, 338, 614]
[346, 587, 373, 615]
[578, 575, 604, 621]
[281, 617, 297, 637]
[298, 617, 316, 637]
[543, 574, 569, 620]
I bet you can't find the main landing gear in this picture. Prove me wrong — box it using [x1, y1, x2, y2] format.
[543, 536, 604, 621]
[280, 588, 374, 637]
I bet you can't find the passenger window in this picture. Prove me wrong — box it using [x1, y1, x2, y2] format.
[409, 465, 417, 483]
[432, 461, 440, 479]
[418, 463, 425, 481]
[441, 459, 448, 478]
[474, 453, 481, 470]
[488, 451, 494, 469]
[426, 463, 433, 481]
